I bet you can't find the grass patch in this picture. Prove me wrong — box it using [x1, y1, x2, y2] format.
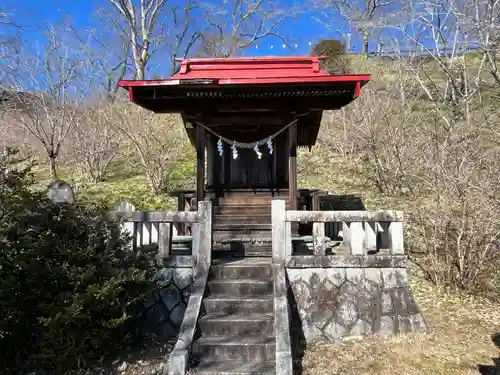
[302, 263, 500, 375]
[29, 150, 194, 210]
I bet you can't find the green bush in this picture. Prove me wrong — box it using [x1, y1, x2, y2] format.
[0, 149, 159, 373]
[310, 39, 350, 74]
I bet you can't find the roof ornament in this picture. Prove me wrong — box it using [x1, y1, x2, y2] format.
[217, 137, 223, 155]
[196, 117, 301, 160]
[231, 141, 238, 159]
[267, 137, 273, 155]
[254, 143, 262, 159]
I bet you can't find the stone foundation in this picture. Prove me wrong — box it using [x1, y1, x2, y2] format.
[287, 266, 426, 341]
[129, 265, 193, 339]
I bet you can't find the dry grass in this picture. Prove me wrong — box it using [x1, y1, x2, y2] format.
[79, 337, 173, 375]
[302, 264, 500, 375]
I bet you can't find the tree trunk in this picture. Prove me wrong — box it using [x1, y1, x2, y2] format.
[362, 30, 369, 57]
[49, 156, 58, 180]
[135, 60, 145, 80]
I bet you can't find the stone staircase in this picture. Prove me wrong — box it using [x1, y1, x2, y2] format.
[190, 258, 276, 375]
[211, 192, 290, 245]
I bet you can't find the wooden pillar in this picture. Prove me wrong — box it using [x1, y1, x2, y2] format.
[224, 143, 230, 189]
[206, 134, 213, 188]
[273, 134, 278, 190]
[288, 120, 297, 210]
[196, 124, 205, 205]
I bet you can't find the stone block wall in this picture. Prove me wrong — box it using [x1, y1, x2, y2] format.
[129, 266, 193, 340]
[287, 267, 426, 342]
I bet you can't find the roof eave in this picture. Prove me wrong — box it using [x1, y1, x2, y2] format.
[118, 74, 371, 88]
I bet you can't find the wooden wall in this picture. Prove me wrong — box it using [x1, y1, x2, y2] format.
[207, 132, 289, 191]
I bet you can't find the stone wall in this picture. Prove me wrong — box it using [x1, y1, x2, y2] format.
[129, 266, 193, 340]
[287, 266, 426, 342]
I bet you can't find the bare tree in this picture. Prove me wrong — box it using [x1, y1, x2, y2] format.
[0, 95, 35, 162]
[445, 0, 500, 86]
[86, 9, 134, 100]
[115, 104, 190, 194]
[382, 1, 487, 123]
[314, 0, 402, 55]
[310, 0, 500, 291]
[0, 8, 20, 86]
[192, 33, 237, 58]
[317, 60, 421, 193]
[106, 0, 206, 78]
[67, 100, 123, 182]
[107, 0, 168, 80]
[359, 0, 500, 290]
[5, 20, 95, 180]
[198, 0, 295, 58]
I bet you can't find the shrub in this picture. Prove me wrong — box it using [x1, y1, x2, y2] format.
[310, 39, 350, 74]
[0, 148, 159, 373]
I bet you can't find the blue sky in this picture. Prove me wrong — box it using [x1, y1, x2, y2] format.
[11, 0, 377, 79]
[12, 0, 95, 33]
[14, 0, 351, 52]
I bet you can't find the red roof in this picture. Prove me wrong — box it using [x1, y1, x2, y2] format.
[118, 56, 371, 147]
[120, 56, 370, 87]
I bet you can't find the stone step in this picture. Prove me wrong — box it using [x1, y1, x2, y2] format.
[214, 214, 271, 224]
[215, 197, 288, 205]
[213, 238, 272, 244]
[214, 206, 272, 215]
[198, 313, 274, 338]
[210, 190, 289, 198]
[213, 223, 272, 231]
[213, 232, 273, 243]
[208, 280, 272, 297]
[203, 296, 273, 314]
[192, 336, 275, 362]
[210, 262, 272, 280]
[171, 244, 191, 249]
[214, 206, 290, 215]
[191, 360, 275, 375]
[170, 248, 191, 256]
[170, 244, 191, 255]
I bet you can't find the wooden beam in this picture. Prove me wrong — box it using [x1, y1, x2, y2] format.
[136, 97, 355, 113]
[196, 123, 206, 204]
[186, 115, 286, 127]
[288, 120, 298, 210]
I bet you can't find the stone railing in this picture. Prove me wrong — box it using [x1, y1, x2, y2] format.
[273, 263, 293, 375]
[110, 201, 201, 267]
[271, 199, 405, 268]
[109, 201, 212, 349]
[169, 201, 212, 375]
[271, 199, 426, 342]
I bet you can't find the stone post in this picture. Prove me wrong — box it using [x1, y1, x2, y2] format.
[114, 201, 136, 250]
[272, 199, 286, 265]
[348, 221, 364, 255]
[285, 221, 292, 263]
[47, 180, 75, 203]
[313, 222, 326, 255]
[388, 221, 404, 255]
[158, 222, 173, 263]
[364, 221, 377, 253]
[341, 221, 350, 247]
[195, 200, 212, 274]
